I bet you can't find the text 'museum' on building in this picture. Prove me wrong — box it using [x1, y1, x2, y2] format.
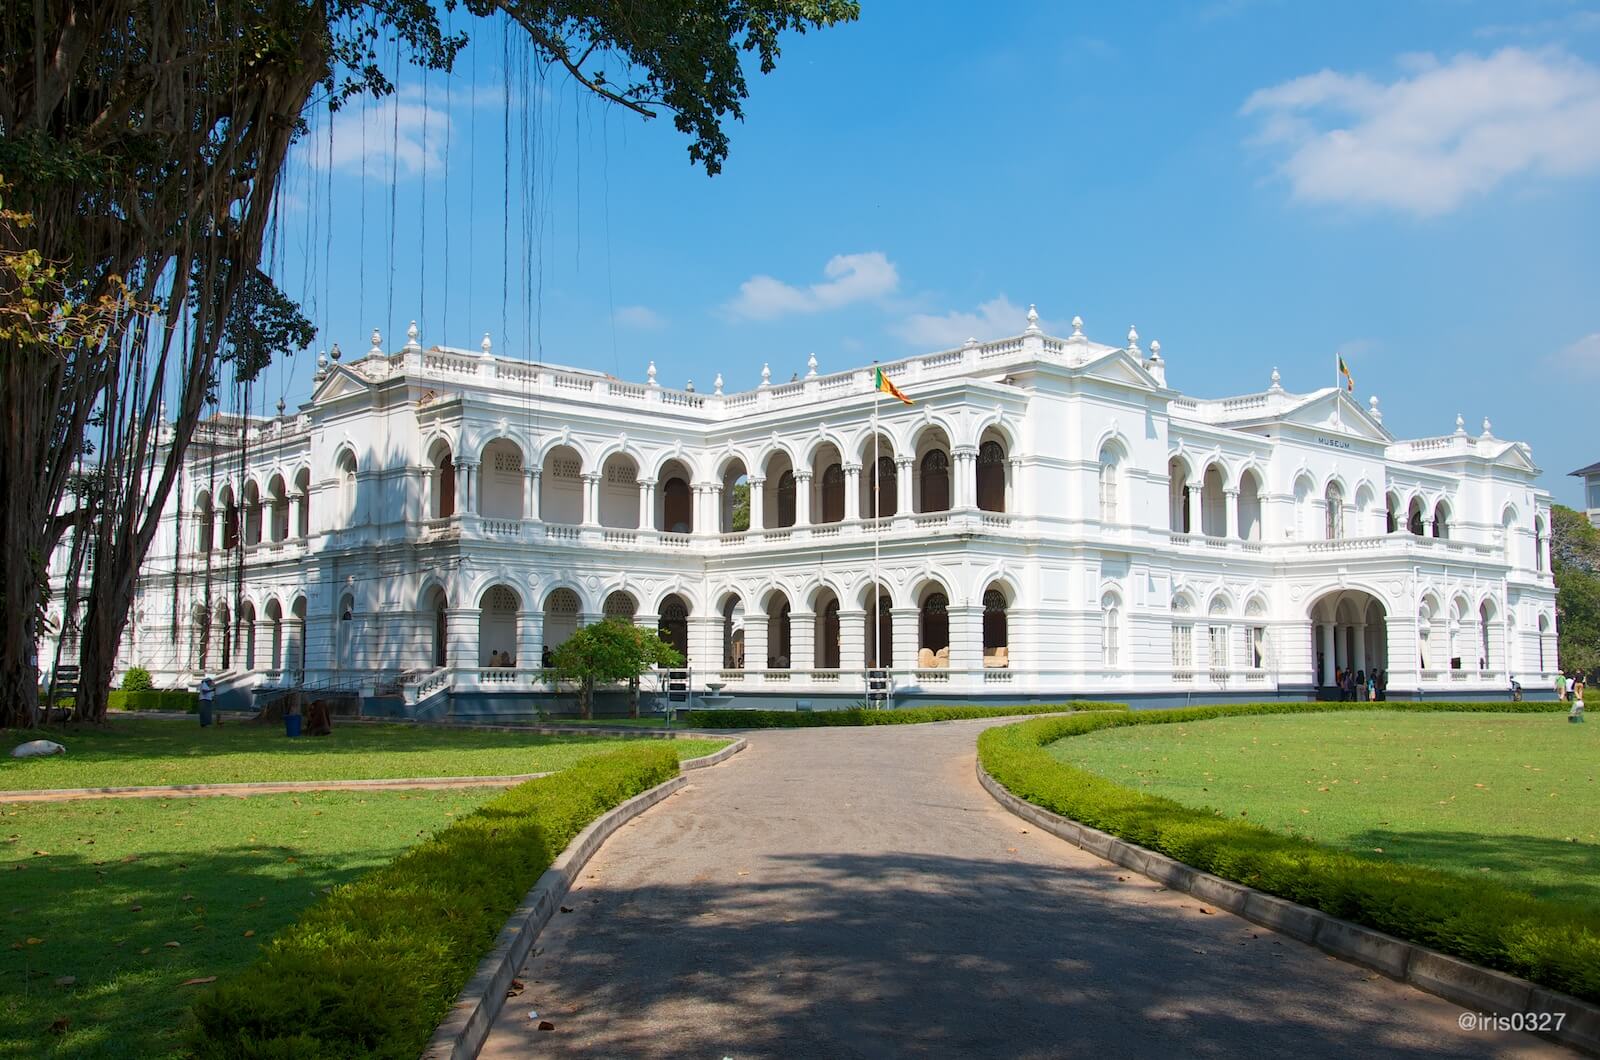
[51, 309, 1557, 714]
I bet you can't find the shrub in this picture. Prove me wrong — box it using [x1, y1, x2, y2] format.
[683, 702, 1127, 729]
[188, 743, 679, 1058]
[108, 689, 198, 712]
[119, 666, 153, 692]
[977, 702, 1599, 1003]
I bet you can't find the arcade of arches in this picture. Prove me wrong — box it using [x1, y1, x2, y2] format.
[1309, 590, 1387, 688]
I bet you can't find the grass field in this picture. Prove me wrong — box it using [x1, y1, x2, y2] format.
[1051, 710, 1600, 912]
[0, 787, 500, 1058]
[1, 718, 725, 790]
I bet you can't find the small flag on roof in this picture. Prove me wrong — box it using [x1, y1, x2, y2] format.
[1337, 354, 1355, 393]
[874, 366, 913, 405]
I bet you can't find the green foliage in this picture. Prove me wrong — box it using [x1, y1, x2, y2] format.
[119, 666, 154, 692]
[730, 480, 750, 531]
[107, 689, 198, 712]
[188, 744, 680, 1058]
[978, 702, 1599, 1004]
[552, 619, 683, 718]
[1552, 504, 1600, 675]
[683, 702, 1128, 728]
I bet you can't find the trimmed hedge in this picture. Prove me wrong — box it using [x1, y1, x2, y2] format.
[978, 701, 1599, 1004]
[188, 743, 680, 1058]
[108, 689, 198, 712]
[683, 702, 1129, 729]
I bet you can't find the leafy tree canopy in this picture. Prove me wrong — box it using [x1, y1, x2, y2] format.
[1552, 504, 1600, 675]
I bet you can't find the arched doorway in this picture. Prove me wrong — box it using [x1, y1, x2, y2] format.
[428, 587, 448, 667]
[918, 587, 950, 668]
[765, 592, 792, 668]
[813, 589, 841, 669]
[543, 588, 581, 657]
[1308, 589, 1387, 693]
[478, 585, 520, 667]
[976, 435, 1007, 512]
[720, 595, 744, 669]
[658, 459, 693, 533]
[657, 594, 689, 660]
[863, 585, 893, 668]
[983, 586, 1009, 668]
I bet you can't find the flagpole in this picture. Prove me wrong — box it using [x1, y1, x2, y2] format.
[872, 379, 881, 675]
[1334, 352, 1342, 429]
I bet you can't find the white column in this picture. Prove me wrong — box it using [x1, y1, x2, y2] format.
[953, 447, 976, 508]
[1224, 488, 1240, 540]
[1006, 458, 1021, 514]
[748, 476, 765, 532]
[445, 608, 476, 672]
[843, 463, 861, 521]
[743, 609, 767, 680]
[795, 471, 813, 526]
[790, 610, 815, 675]
[581, 472, 600, 526]
[1319, 623, 1336, 685]
[515, 611, 539, 670]
[948, 603, 982, 676]
[892, 607, 918, 670]
[896, 457, 914, 516]
[840, 607, 866, 674]
[1353, 623, 1367, 674]
[638, 478, 655, 531]
[527, 468, 541, 521]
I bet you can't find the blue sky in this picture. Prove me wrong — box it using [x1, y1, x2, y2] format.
[264, 0, 1600, 502]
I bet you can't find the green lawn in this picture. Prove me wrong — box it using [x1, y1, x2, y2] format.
[1, 718, 726, 791]
[0, 787, 500, 1058]
[1052, 710, 1600, 912]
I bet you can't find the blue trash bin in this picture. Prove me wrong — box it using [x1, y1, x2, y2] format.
[285, 714, 302, 738]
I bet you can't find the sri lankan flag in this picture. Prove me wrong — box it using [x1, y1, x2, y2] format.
[1337, 354, 1354, 392]
[874, 366, 913, 405]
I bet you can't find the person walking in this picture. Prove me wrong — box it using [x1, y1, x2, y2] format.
[1555, 672, 1568, 702]
[1375, 669, 1387, 702]
[197, 674, 215, 727]
[1571, 676, 1586, 723]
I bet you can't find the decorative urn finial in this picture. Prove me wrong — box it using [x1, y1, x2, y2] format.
[481, 332, 493, 357]
[1369, 394, 1381, 422]
[714, 373, 724, 396]
[1071, 315, 1084, 338]
[806, 352, 818, 378]
[1149, 339, 1162, 362]
[1025, 304, 1041, 333]
[646, 360, 658, 387]
[1271, 367, 1282, 390]
[760, 363, 771, 388]
[405, 320, 421, 351]
[369, 328, 382, 354]
[1126, 325, 1140, 354]
[330, 342, 342, 362]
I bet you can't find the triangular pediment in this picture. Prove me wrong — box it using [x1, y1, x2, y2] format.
[1274, 389, 1392, 444]
[309, 367, 375, 403]
[1075, 347, 1161, 390]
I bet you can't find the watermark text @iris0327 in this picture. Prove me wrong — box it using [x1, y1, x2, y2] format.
[1457, 1011, 1565, 1033]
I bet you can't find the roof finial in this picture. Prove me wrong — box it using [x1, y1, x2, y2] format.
[1126, 325, 1140, 356]
[329, 341, 342, 362]
[713, 372, 724, 396]
[1368, 394, 1381, 422]
[369, 328, 383, 355]
[806, 352, 818, 378]
[405, 320, 421, 352]
[685, 379, 695, 393]
[276, 396, 287, 417]
[1070, 315, 1084, 339]
[1025, 303, 1041, 334]
[1481, 416, 1493, 438]
[1149, 339, 1162, 362]
[646, 360, 658, 387]
[1454, 412, 1466, 435]
[760, 362, 771, 388]
[1270, 367, 1282, 391]
[315, 350, 328, 380]
[481, 332, 493, 357]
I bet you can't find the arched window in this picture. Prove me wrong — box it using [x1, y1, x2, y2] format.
[721, 595, 744, 669]
[1208, 598, 1230, 673]
[480, 441, 525, 520]
[662, 476, 693, 533]
[195, 493, 214, 554]
[1101, 593, 1120, 668]
[767, 596, 792, 668]
[1432, 501, 1450, 540]
[1408, 497, 1425, 536]
[295, 467, 311, 537]
[242, 480, 262, 545]
[868, 456, 897, 519]
[776, 470, 796, 528]
[817, 597, 841, 669]
[1534, 516, 1547, 573]
[1168, 458, 1191, 533]
[657, 594, 690, 660]
[268, 475, 289, 542]
[220, 488, 239, 550]
[603, 591, 638, 622]
[1324, 482, 1344, 540]
[240, 602, 256, 669]
[1238, 471, 1263, 541]
[544, 588, 581, 653]
[1386, 492, 1400, 534]
[1537, 614, 1550, 672]
[478, 585, 520, 667]
[1200, 465, 1226, 537]
[865, 590, 893, 668]
[429, 588, 448, 667]
[919, 591, 949, 667]
[335, 451, 359, 525]
[1478, 601, 1493, 671]
[431, 445, 456, 519]
[983, 588, 1008, 668]
[1098, 448, 1119, 524]
[820, 464, 845, 523]
[1171, 595, 1194, 677]
[976, 440, 1006, 512]
[920, 450, 950, 513]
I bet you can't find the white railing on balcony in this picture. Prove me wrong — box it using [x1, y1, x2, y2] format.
[544, 524, 581, 542]
[603, 529, 638, 545]
[482, 519, 521, 537]
[659, 532, 692, 549]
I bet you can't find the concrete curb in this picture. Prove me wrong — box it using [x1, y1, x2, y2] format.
[0, 773, 553, 803]
[422, 735, 747, 1060]
[975, 758, 1600, 1057]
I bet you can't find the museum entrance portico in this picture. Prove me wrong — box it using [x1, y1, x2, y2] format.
[1308, 589, 1387, 694]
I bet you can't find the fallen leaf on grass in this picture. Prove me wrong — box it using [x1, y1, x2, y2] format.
[54, 976, 75, 987]
[181, 894, 194, 902]
[25, 937, 43, 945]
[181, 976, 217, 986]
[163, 941, 180, 948]
[129, 904, 142, 912]
[242, 930, 255, 938]
[32, 849, 49, 856]
[48, 1017, 69, 1035]
[506, 979, 525, 998]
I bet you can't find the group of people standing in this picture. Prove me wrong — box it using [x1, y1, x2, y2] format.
[1556, 672, 1586, 721]
[1333, 667, 1386, 701]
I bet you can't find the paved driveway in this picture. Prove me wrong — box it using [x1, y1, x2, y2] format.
[480, 718, 1565, 1058]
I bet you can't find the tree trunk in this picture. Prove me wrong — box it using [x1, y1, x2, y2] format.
[629, 677, 640, 718]
[581, 677, 594, 720]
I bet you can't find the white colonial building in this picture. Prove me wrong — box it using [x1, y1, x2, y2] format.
[46, 308, 1559, 715]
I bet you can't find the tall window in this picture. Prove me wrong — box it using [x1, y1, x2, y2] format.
[820, 463, 845, 523]
[1534, 516, 1547, 573]
[1172, 623, 1193, 674]
[1209, 623, 1229, 672]
[1324, 483, 1344, 540]
[976, 440, 1006, 512]
[1101, 594, 1120, 667]
[776, 471, 796, 528]
[920, 450, 950, 512]
[1098, 449, 1119, 523]
[1250, 625, 1266, 669]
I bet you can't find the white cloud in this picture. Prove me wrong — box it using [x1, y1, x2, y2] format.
[1551, 332, 1600, 376]
[306, 87, 454, 178]
[724, 252, 899, 320]
[891, 296, 1040, 348]
[1476, 12, 1600, 40]
[615, 305, 666, 330]
[1241, 47, 1600, 216]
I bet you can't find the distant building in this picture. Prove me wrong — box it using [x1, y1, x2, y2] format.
[41, 310, 1558, 713]
[1570, 461, 1600, 528]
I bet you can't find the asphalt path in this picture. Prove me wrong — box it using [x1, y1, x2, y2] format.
[480, 717, 1566, 1059]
